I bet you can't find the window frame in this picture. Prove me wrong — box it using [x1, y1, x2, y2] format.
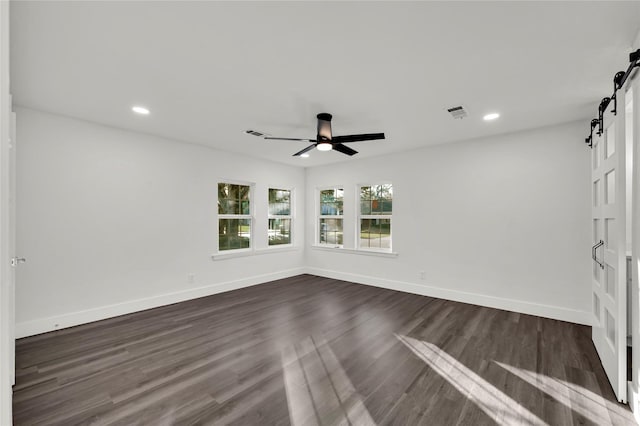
[267, 187, 294, 248]
[217, 180, 254, 253]
[357, 183, 393, 252]
[317, 186, 345, 247]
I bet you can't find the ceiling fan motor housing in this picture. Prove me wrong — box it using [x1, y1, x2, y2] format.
[317, 113, 333, 141]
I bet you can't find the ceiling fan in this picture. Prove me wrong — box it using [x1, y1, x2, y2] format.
[245, 113, 385, 157]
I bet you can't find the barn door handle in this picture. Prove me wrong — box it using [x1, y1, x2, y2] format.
[10, 257, 26, 267]
[592, 240, 604, 269]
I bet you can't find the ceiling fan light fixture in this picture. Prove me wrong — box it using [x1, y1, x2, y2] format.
[132, 105, 150, 115]
[317, 142, 332, 151]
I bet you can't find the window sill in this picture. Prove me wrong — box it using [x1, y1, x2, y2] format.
[311, 245, 398, 258]
[212, 245, 300, 261]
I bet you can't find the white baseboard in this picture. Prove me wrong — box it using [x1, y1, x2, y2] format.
[305, 267, 592, 326]
[17, 266, 591, 338]
[15, 267, 305, 338]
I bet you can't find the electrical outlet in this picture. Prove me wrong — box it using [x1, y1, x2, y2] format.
[419, 271, 426, 280]
[187, 273, 195, 284]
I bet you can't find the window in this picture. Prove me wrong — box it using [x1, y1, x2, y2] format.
[359, 184, 392, 250]
[268, 188, 292, 246]
[218, 183, 252, 251]
[319, 188, 344, 245]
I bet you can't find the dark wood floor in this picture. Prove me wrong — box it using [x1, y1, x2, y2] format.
[13, 274, 636, 425]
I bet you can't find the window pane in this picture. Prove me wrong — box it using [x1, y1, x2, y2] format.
[239, 185, 250, 200]
[218, 183, 250, 214]
[240, 200, 250, 215]
[218, 199, 238, 215]
[361, 186, 373, 200]
[360, 200, 371, 215]
[218, 219, 251, 251]
[269, 188, 291, 215]
[360, 218, 391, 249]
[218, 183, 230, 198]
[228, 184, 239, 200]
[320, 189, 344, 216]
[319, 218, 343, 245]
[218, 183, 232, 214]
[361, 184, 392, 215]
[268, 218, 291, 246]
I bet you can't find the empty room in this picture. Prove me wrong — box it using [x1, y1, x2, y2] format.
[2, 1, 640, 425]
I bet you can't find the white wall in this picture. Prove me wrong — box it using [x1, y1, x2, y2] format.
[15, 108, 305, 337]
[305, 121, 592, 324]
[15, 109, 593, 337]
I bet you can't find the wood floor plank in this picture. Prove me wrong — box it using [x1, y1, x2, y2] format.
[12, 274, 636, 425]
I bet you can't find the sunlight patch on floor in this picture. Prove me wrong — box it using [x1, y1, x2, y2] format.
[396, 334, 548, 426]
[495, 361, 624, 425]
[282, 336, 376, 426]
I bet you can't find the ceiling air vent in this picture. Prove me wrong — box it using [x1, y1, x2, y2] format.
[245, 130, 266, 137]
[447, 106, 468, 120]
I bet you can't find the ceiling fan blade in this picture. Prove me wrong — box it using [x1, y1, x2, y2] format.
[265, 136, 316, 142]
[292, 144, 316, 157]
[331, 133, 385, 143]
[332, 143, 358, 156]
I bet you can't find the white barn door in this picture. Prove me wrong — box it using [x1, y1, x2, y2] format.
[592, 89, 628, 403]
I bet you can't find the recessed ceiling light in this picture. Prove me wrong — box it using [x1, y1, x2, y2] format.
[132, 106, 150, 115]
[300, 153, 310, 158]
[317, 142, 332, 151]
[483, 113, 500, 121]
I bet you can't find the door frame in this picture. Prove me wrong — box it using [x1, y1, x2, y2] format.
[629, 70, 640, 421]
[0, 0, 12, 424]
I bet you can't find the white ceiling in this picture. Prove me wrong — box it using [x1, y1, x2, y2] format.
[10, 1, 640, 167]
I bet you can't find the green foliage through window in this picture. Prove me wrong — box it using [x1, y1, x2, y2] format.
[268, 218, 291, 245]
[320, 188, 344, 216]
[360, 218, 391, 249]
[218, 183, 251, 251]
[319, 218, 343, 245]
[269, 188, 292, 246]
[360, 184, 392, 215]
[218, 219, 251, 251]
[360, 184, 392, 251]
[218, 183, 250, 215]
[269, 188, 291, 215]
